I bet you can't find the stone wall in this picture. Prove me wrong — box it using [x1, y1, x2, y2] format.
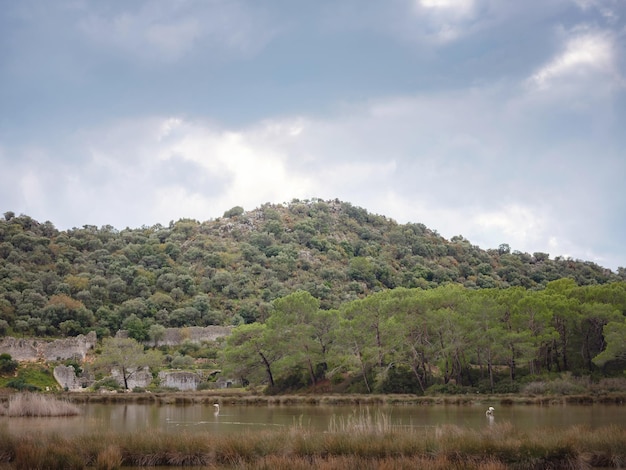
[158, 371, 202, 391]
[159, 326, 232, 346]
[0, 332, 97, 362]
[111, 367, 153, 390]
[53, 364, 93, 391]
[141, 326, 232, 346]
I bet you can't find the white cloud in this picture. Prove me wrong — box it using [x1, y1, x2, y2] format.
[473, 204, 546, 247]
[529, 30, 615, 89]
[2, 76, 624, 268]
[419, 0, 474, 13]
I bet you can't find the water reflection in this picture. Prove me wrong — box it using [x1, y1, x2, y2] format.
[1, 403, 625, 437]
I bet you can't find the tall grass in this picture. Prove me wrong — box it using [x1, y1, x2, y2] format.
[0, 392, 80, 417]
[0, 422, 624, 469]
[328, 408, 392, 434]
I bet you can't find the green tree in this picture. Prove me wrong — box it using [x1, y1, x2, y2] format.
[268, 290, 321, 386]
[122, 313, 150, 341]
[593, 320, 626, 370]
[94, 337, 162, 390]
[223, 206, 244, 218]
[148, 323, 167, 347]
[467, 289, 507, 392]
[222, 323, 282, 387]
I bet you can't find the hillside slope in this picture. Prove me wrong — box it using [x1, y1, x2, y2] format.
[0, 199, 622, 337]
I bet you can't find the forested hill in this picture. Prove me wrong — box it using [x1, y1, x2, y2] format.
[0, 199, 623, 338]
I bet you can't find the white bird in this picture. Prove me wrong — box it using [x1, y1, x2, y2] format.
[213, 403, 220, 415]
[486, 406, 495, 416]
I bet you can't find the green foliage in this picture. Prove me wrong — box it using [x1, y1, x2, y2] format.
[92, 377, 122, 391]
[5, 378, 40, 391]
[0, 353, 18, 374]
[0, 363, 58, 391]
[220, 281, 626, 393]
[0, 200, 621, 341]
[223, 206, 244, 218]
[94, 337, 163, 389]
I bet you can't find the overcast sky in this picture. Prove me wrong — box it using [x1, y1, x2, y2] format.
[1, 0, 625, 271]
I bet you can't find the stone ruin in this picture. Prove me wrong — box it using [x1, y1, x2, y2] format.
[143, 326, 232, 347]
[2, 327, 235, 391]
[53, 364, 93, 391]
[158, 371, 201, 391]
[0, 331, 97, 362]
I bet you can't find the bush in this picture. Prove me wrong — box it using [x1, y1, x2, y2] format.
[493, 381, 520, 394]
[196, 381, 213, 391]
[5, 378, 39, 392]
[378, 365, 423, 394]
[93, 377, 122, 391]
[0, 353, 18, 374]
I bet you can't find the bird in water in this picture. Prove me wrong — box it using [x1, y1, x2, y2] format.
[486, 406, 495, 416]
[213, 403, 220, 415]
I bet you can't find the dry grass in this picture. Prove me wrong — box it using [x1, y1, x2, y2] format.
[0, 421, 624, 469]
[0, 392, 80, 417]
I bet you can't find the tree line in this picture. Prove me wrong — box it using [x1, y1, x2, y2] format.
[222, 281, 626, 394]
[1, 200, 624, 342]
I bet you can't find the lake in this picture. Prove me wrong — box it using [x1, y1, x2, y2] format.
[2, 402, 625, 436]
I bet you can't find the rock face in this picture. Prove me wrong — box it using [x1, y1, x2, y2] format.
[0, 332, 97, 362]
[53, 364, 93, 391]
[111, 367, 154, 390]
[158, 371, 201, 391]
[152, 326, 232, 346]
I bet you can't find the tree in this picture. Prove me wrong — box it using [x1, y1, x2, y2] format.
[467, 289, 507, 392]
[223, 206, 244, 218]
[593, 320, 626, 369]
[94, 337, 162, 390]
[148, 324, 166, 347]
[222, 323, 282, 387]
[122, 313, 150, 341]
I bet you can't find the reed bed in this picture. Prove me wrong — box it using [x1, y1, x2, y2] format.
[0, 421, 624, 469]
[0, 392, 80, 417]
[58, 390, 626, 407]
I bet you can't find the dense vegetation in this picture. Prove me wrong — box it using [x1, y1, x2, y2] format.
[222, 284, 626, 394]
[1, 199, 623, 340]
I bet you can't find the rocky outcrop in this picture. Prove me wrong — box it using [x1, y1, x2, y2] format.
[158, 371, 201, 391]
[111, 367, 153, 390]
[0, 332, 97, 362]
[53, 364, 93, 391]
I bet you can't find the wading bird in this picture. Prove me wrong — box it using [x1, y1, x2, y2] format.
[486, 406, 495, 416]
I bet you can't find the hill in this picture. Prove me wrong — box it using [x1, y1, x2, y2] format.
[0, 199, 622, 338]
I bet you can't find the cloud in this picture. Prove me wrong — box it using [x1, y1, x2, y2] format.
[76, 1, 278, 62]
[1, 73, 624, 270]
[529, 30, 615, 89]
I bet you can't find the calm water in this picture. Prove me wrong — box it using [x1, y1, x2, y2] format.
[2, 402, 625, 436]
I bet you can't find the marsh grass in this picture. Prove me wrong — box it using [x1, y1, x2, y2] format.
[328, 408, 392, 434]
[0, 392, 80, 417]
[0, 422, 624, 469]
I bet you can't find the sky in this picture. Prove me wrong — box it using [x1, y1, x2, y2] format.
[1, 0, 625, 271]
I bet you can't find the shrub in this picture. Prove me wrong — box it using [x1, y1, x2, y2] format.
[196, 381, 213, 391]
[5, 378, 39, 392]
[93, 377, 122, 391]
[0, 353, 18, 374]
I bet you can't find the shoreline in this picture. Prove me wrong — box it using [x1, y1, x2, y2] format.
[48, 391, 626, 406]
